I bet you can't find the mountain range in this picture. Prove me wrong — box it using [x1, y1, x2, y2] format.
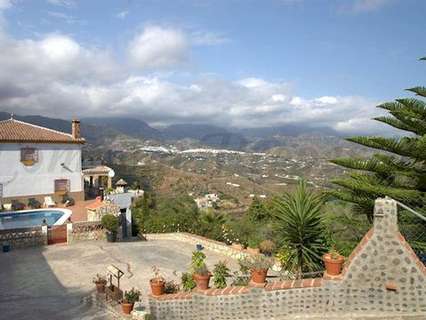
[0, 112, 345, 151]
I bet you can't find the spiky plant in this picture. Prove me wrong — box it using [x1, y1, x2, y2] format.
[271, 180, 326, 278]
[330, 57, 426, 222]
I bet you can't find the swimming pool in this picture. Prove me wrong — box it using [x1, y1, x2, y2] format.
[0, 209, 72, 230]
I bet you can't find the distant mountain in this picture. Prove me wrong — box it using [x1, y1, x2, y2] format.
[236, 124, 341, 138]
[161, 124, 248, 150]
[0, 112, 118, 144]
[83, 117, 161, 140]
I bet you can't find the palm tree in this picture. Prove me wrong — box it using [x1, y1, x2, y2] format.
[271, 180, 326, 278]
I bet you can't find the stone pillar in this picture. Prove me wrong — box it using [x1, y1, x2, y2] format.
[67, 223, 73, 244]
[41, 225, 48, 245]
[373, 197, 398, 237]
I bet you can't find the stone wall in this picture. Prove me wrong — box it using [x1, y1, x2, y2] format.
[67, 221, 105, 244]
[148, 198, 426, 319]
[145, 232, 249, 260]
[0, 225, 47, 249]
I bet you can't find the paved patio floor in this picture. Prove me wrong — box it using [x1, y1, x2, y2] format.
[0, 239, 238, 320]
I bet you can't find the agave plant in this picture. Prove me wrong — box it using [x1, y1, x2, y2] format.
[271, 180, 326, 278]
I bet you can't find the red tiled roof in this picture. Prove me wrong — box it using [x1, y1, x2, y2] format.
[0, 118, 85, 144]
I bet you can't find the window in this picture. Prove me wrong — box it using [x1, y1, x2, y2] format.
[54, 179, 70, 194]
[21, 148, 38, 166]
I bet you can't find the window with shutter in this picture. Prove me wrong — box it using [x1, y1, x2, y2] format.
[54, 179, 70, 194]
[21, 148, 38, 166]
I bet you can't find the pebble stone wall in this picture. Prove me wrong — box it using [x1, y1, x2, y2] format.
[67, 221, 106, 244]
[148, 198, 426, 320]
[0, 226, 47, 249]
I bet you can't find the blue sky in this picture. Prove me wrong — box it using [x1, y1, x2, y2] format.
[0, 0, 425, 133]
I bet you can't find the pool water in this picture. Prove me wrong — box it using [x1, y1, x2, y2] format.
[0, 210, 65, 230]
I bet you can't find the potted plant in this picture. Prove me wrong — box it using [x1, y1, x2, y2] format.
[164, 280, 179, 294]
[259, 240, 276, 257]
[323, 247, 345, 276]
[246, 237, 261, 255]
[212, 261, 230, 289]
[121, 288, 140, 314]
[92, 274, 107, 294]
[242, 254, 274, 284]
[181, 272, 196, 292]
[150, 266, 165, 296]
[191, 251, 211, 290]
[101, 214, 119, 242]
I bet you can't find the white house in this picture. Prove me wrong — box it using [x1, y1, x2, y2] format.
[0, 116, 85, 205]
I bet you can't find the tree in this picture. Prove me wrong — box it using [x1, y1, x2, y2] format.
[330, 57, 426, 222]
[247, 197, 268, 222]
[271, 180, 326, 278]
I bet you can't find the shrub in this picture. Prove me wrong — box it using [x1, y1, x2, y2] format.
[212, 261, 230, 289]
[101, 214, 119, 233]
[240, 254, 274, 271]
[191, 251, 209, 275]
[123, 288, 140, 304]
[247, 236, 261, 248]
[231, 260, 250, 286]
[164, 280, 179, 294]
[181, 272, 196, 292]
[259, 240, 276, 255]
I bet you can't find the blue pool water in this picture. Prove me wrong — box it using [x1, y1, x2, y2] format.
[0, 210, 64, 230]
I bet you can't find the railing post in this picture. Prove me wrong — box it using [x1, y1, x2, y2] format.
[41, 225, 48, 245]
[67, 222, 73, 244]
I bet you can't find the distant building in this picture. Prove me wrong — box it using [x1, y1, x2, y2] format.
[195, 193, 220, 209]
[0, 117, 85, 205]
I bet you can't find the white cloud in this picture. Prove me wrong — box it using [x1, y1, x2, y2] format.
[0, 0, 12, 10]
[0, 23, 387, 134]
[116, 10, 128, 19]
[128, 26, 188, 69]
[191, 31, 230, 46]
[47, 11, 84, 24]
[349, 0, 392, 13]
[47, 0, 76, 8]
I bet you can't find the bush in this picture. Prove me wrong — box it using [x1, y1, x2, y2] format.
[212, 261, 230, 289]
[240, 254, 274, 271]
[259, 240, 276, 255]
[164, 280, 179, 294]
[181, 272, 196, 292]
[101, 214, 119, 233]
[191, 251, 209, 275]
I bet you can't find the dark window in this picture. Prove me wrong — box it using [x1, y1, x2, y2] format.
[20, 148, 38, 166]
[54, 179, 70, 193]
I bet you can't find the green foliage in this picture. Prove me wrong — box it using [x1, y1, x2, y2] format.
[101, 214, 119, 233]
[123, 288, 140, 304]
[270, 180, 326, 278]
[164, 280, 179, 294]
[247, 197, 268, 222]
[181, 272, 196, 292]
[191, 251, 209, 275]
[199, 210, 228, 242]
[259, 240, 276, 255]
[212, 261, 230, 289]
[330, 58, 426, 221]
[231, 260, 250, 286]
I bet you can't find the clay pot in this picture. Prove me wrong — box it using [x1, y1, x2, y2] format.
[121, 302, 134, 315]
[323, 253, 345, 276]
[251, 269, 268, 284]
[246, 247, 260, 255]
[150, 278, 165, 296]
[95, 281, 106, 294]
[193, 273, 211, 290]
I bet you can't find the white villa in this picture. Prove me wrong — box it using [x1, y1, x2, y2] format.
[0, 116, 85, 206]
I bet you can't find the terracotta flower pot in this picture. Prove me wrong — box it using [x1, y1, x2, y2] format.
[193, 273, 211, 290]
[121, 302, 134, 315]
[95, 281, 106, 294]
[323, 253, 345, 276]
[251, 268, 268, 284]
[150, 278, 165, 296]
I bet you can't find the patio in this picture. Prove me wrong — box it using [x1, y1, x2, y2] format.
[0, 239, 238, 319]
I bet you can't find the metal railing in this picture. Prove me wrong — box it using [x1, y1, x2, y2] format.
[395, 200, 426, 265]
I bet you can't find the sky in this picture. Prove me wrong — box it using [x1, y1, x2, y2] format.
[0, 0, 425, 134]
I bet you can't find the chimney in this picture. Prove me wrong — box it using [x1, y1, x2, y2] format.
[72, 119, 81, 139]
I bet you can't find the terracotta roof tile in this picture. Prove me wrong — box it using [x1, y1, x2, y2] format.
[0, 119, 85, 144]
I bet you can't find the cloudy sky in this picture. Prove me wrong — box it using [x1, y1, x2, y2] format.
[0, 0, 425, 134]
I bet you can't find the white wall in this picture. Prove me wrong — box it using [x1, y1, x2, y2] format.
[0, 143, 83, 198]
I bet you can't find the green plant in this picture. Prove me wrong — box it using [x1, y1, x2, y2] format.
[151, 266, 164, 281]
[259, 240, 276, 255]
[247, 197, 268, 222]
[164, 280, 179, 294]
[329, 246, 341, 260]
[247, 236, 261, 248]
[231, 260, 250, 286]
[181, 272, 196, 292]
[212, 261, 230, 289]
[271, 180, 326, 278]
[191, 251, 209, 275]
[330, 57, 426, 223]
[123, 288, 140, 304]
[101, 214, 119, 233]
[241, 254, 274, 271]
